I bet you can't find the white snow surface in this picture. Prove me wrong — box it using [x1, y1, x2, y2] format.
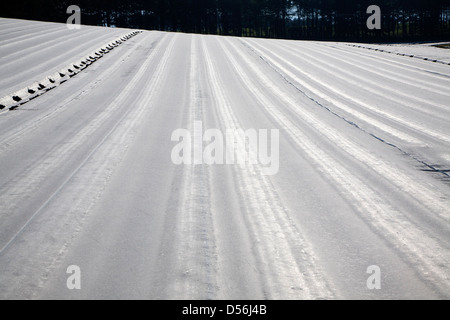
[0, 18, 449, 300]
[346, 42, 450, 64]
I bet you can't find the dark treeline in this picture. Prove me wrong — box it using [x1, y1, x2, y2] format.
[1, 1, 450, 42]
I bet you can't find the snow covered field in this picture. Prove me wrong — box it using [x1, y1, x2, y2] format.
[348, 42, 450, 65]
[0, 18, 449, 299]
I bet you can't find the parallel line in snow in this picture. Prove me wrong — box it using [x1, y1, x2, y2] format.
[0, 27, 79, 61]
[204, 36, 335, 299]
[350, 43, 450, 66]
[170, 35, 217, 299]
[0, 29, 124, 94]
[0, 23, 53, 38]
[297, 42, 450, 99]
[0, 33, 172, 256]
[244, 39, 450, 145]
[298, 42, 450, 94]
[234, 38, 450, 222]
[323, 43, 450, 82]
[30, 34, 179, 298]
[271, 40, 450, 115]
[0, 33, 153, 150]
[224, 37, 450, 295]
[0, 24, 64, 48]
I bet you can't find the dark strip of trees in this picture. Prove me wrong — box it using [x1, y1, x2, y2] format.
[1, 1, 450, 42]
